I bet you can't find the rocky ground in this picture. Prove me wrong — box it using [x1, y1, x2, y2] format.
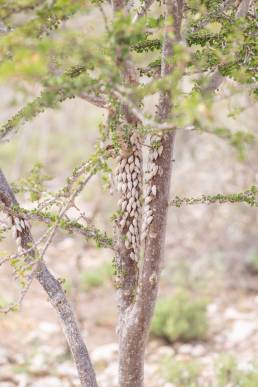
[1, 234, 258, 387]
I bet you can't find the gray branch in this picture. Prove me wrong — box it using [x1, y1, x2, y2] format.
[133, 0, 155, 22]
[79, 92, 108, 109]
[0, 169, 98, 387]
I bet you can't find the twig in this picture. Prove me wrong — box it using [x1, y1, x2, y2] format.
[112, 89, 176, 130]
[133, 0, 156, 22]
[79, 92, 108, 109]
[203, 0, 254, 94]
[169, 186, 258, 207]
[0, 169, 98, 387]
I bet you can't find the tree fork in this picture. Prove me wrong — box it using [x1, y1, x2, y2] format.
[118, 0, 183, 385]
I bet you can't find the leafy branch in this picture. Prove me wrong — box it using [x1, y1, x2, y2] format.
[169, 186, 258, 207]
[0, 69, 101, 140]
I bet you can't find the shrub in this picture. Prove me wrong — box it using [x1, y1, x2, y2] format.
[161, 357, 200, 387]
[151, 289, 208, 342]
[80, 262, 113, 291]
[0, 296, 8, 308]
[216, 355, 258, 387]
[246, 251, 258, 274]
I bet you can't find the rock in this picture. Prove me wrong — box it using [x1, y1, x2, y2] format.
[26, 323, 60, 344]
[57, 237, 75, 250]
[157, 346, 175, 357]
[39, 322, 59, 335]
[207, 302, 218, 316]
[31, 377, 65, 387]
[227, 320, 256, 345]
[0, 348, 8, 366]
[237, 361, 254, 373]
[97, 361, 118, 387]
[16, 374, 28, 387]
[178, 344, 193, 354]
[92, 343, 118, 363]
[56, 362, 77, 378]
[224, 307, 254, 321]
[224, 306, 242, 320]
[29, 353, 49, 373]
[191, 344, 205, 357]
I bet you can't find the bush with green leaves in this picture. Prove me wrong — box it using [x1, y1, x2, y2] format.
[80, 262, 113, 291]
[161, 357, 201, 387]
[216, 354, 258, 387]
[246, 251, 258, 274]
[151, 289, 208, 342]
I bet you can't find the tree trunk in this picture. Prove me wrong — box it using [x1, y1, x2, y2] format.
[118, 0, 183, 384]
[118, 132, 176, 387]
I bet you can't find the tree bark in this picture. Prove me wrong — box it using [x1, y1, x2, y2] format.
[0, 169, 97, 387]
[118, 133, 176, 387]
[118, 0, 183, 386]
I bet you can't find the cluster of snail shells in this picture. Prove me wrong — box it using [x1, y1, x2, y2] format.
[9, 215, 29, 254]
[116, 133, 142, 261]
[141, 135, 164, 241]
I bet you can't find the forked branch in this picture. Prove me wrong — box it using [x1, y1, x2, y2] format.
[0, 169, 97, 387]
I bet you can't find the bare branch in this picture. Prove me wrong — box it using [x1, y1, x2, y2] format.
[133, 0, 155, 22]
[112, 89, 176, 130]
[79, 92, 109, 109]
[0, 169, 98, 387]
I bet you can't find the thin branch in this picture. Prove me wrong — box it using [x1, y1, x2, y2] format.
[203, 0, 254, 94]
[0, 169, 98, 387]
[0, 204, 113, 250]
[0, 0, 45, 21]
[79, 92, 109, 109]
[112, 89, 177, 130]
[132, 0, 155, 22]
[169, 186, 258, 207]
[191, 0, 234, 32]
[97, 3, 111, 33]
[0, 225, 54, 270]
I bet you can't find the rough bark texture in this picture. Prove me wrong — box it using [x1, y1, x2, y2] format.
[0, 169, 97, 387]
[118, 1, 183, 386]
[118, 133, 176, 387]
[112, 0, 142, 322]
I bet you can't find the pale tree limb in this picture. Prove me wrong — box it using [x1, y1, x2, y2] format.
[0, 169, 98, 387]
[79, 92, 109, 109]
[117, 0, 183, 386]
[112, 88, 177, 131]
[132, 0, 155, 22]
